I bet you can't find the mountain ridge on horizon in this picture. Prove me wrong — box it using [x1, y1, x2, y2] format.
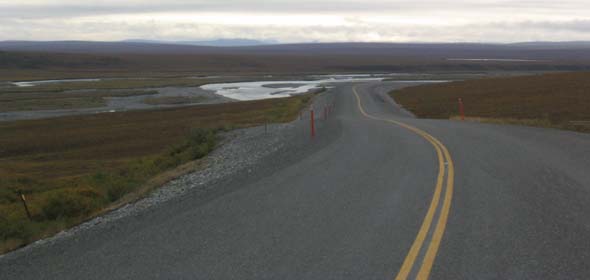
[121, 38, 279, 47]
[0, 40, 589, 60]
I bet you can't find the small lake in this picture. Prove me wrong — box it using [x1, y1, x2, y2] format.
[201, 75, 448, 101]
[200, 75, 390, 101]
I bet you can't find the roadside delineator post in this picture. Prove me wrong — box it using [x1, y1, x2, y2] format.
[458, 98, 465, 121]
[18, 190, 32, 221]
[310, 109, 315, 138]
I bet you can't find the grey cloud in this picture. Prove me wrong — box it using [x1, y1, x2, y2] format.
[2, 16, 589, 43]
[520, 20, 590, 32]
[1, 1, 589, 42]
[1, 0, 588, 19]
[464, 20, 590, 34]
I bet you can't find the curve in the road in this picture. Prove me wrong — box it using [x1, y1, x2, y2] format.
[353, 85, 454, 280]
[4, 82, 589, 279]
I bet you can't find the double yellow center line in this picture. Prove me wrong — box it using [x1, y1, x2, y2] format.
[352, 86, 455, 280]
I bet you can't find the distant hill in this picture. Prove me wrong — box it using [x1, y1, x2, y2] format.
[123, 39, 277, 47]
[510, 41, 590, 49]
[1, 41, 589, 76]
[0, 40, 220, 54]
[1, 41, 589, 59]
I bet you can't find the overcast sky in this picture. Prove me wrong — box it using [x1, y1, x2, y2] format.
[1, 0, 589, 43]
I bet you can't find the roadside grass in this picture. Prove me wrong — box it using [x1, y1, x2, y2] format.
[0, 93, 314, 253]
[391, 71, 590, 133]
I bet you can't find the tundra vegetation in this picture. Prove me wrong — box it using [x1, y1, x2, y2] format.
[392, 72, 590, 132]
[0, 93, 313, 253]
[0, 90, 159, 112]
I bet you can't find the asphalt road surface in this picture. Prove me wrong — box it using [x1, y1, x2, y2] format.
[2, 82, 589, 279]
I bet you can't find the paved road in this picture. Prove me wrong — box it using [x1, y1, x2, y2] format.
[2, 82, 589, 279]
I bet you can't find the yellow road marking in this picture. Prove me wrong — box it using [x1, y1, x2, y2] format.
[416, 139, 454, 280]
[394, 136, 444, 280]
[352, 85, 454, 280]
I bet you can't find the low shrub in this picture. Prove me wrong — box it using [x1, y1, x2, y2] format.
[157, 128, 216, 170]
[89, 172, 139, 202]
[41, 187, 105, 220]
[85, 128, 216, 202]
[0, 215, 32, 241]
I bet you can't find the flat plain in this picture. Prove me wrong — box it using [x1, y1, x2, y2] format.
[391, 71, 590, 132]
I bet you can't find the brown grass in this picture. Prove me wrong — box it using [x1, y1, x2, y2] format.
[143, 96, 208, 105]
[0, 87, 159, 112]
[391, 72, 590, 132]
[0, 93, 314, 253]
[0, 96, 106, 112]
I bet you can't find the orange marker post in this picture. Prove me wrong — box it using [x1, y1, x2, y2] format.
[458, 98, 465, 121]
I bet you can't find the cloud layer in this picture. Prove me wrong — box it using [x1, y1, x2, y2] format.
[1, 0, 589, 42]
